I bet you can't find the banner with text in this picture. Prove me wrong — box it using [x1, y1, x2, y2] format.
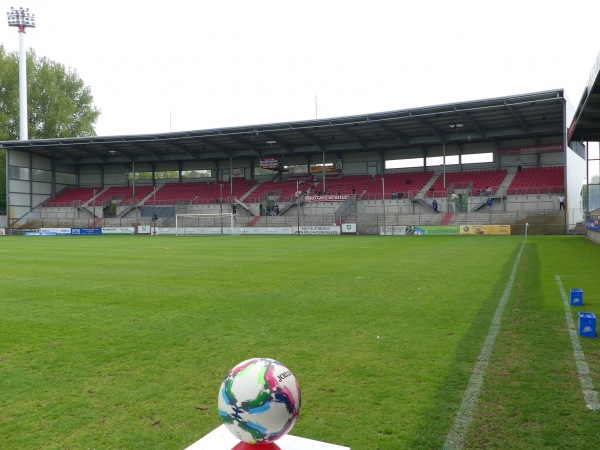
[497, 143, 563, 156]
[71, 228, 102, 235]
[40, 228, 72, 236]
[298, 226, 340, 235]
[310, 164, 337, 173]
[160, 227, 295, 235]
[305, 195, 349, 202]
[260, 158, 280, 169]
[459, 225, 511, 235]
[407, 226, 460, 235]
[341, 223, 357, 234]
[380, 226, 407, 235]
[102, 227, 135, 234]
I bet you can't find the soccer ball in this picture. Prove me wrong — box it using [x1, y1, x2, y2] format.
[218, 357, 301, 444]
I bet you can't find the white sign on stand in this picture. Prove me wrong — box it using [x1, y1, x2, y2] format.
[185, 425, 350, 450]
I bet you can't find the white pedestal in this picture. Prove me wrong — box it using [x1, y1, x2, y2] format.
[185, 425, 350, 450]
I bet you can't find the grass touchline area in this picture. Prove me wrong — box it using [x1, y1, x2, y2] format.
[444, 239, 527, 450]
[555, 274, 600, 411]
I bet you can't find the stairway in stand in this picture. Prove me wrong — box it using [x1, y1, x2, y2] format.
[441, 212, 454, 225]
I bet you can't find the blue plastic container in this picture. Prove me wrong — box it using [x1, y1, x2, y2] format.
[578, 312, 596, 337]
[570, 288, 583, 306]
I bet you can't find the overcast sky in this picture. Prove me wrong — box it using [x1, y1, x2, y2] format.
[1, 0, 599, 138]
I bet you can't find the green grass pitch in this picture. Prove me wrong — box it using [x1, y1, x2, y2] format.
[1, 235, 600, 449]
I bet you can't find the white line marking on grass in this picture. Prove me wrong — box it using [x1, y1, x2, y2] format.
[443, 241, 526, 450]
[555, 275, 600, 411]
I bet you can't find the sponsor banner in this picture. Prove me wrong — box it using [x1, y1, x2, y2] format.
[460, 224, 511, 235]
[305, 195, 349, 202]
[102, 227, 135, 234]
[163, 227, 296, 235]
[231, 168, 244, 178]
[12, 228, 39, 236]
[407, 225, 460, 235]
[41, 227, 72, 236]
[586, 217, 599, 232]
[241, 227, 294, 235]
[181, 227, 219, 235]
[497, 143, 563, 156]
[180, 228, 216, 235]
[342, 223, 357, 234]
[137, 225, 160, 235]
[309, 164, 337, 173]
[380, 226, 407, 236]
[298, 226, 340, 235]
[260, 158, 280, 169]
[71, 228, 102, 235]
[164, 227, 236, 235]
[0, 228, 5, 235]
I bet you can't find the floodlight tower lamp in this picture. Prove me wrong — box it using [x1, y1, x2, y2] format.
[7, 6, 35, 28]
[7, 6, 35, 141]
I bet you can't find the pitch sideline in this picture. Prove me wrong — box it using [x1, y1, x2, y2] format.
[555, 275, 600, 411]
[443, 239, 526, 450]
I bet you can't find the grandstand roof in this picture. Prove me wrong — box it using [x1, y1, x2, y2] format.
[569, 52, 600, 142]
[0, 90, 565, 166]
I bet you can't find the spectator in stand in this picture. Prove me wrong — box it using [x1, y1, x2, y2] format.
[486, 197, 493, 210]
[232, 204, 237, 215]
[352, 187, 357, 195]
[432, 200, 438, 212]
[559, 195, 565, 210]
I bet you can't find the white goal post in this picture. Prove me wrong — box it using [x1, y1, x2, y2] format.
[175, 213, 237, 236]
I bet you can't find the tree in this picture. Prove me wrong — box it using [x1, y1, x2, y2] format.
[0, 46, 100, 139]
[0, 45, 101, 211]
[0, 148, 5, 214]
[0, 46, 17, 141]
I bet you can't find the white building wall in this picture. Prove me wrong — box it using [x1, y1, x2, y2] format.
[566, 145, 586, 227]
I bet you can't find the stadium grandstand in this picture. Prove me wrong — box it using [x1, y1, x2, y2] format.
[2, 68, 600, 237]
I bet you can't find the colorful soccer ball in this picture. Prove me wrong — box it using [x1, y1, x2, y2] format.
[218, 357, 301, 444]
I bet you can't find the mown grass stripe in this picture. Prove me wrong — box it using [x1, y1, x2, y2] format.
[555, 275, 600, 411]
[443, 240, 526, 450]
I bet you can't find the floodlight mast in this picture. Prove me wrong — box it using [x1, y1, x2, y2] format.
[7, 6, 36, 141]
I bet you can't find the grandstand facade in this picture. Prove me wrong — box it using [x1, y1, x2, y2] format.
[0, 89, 591, 235]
